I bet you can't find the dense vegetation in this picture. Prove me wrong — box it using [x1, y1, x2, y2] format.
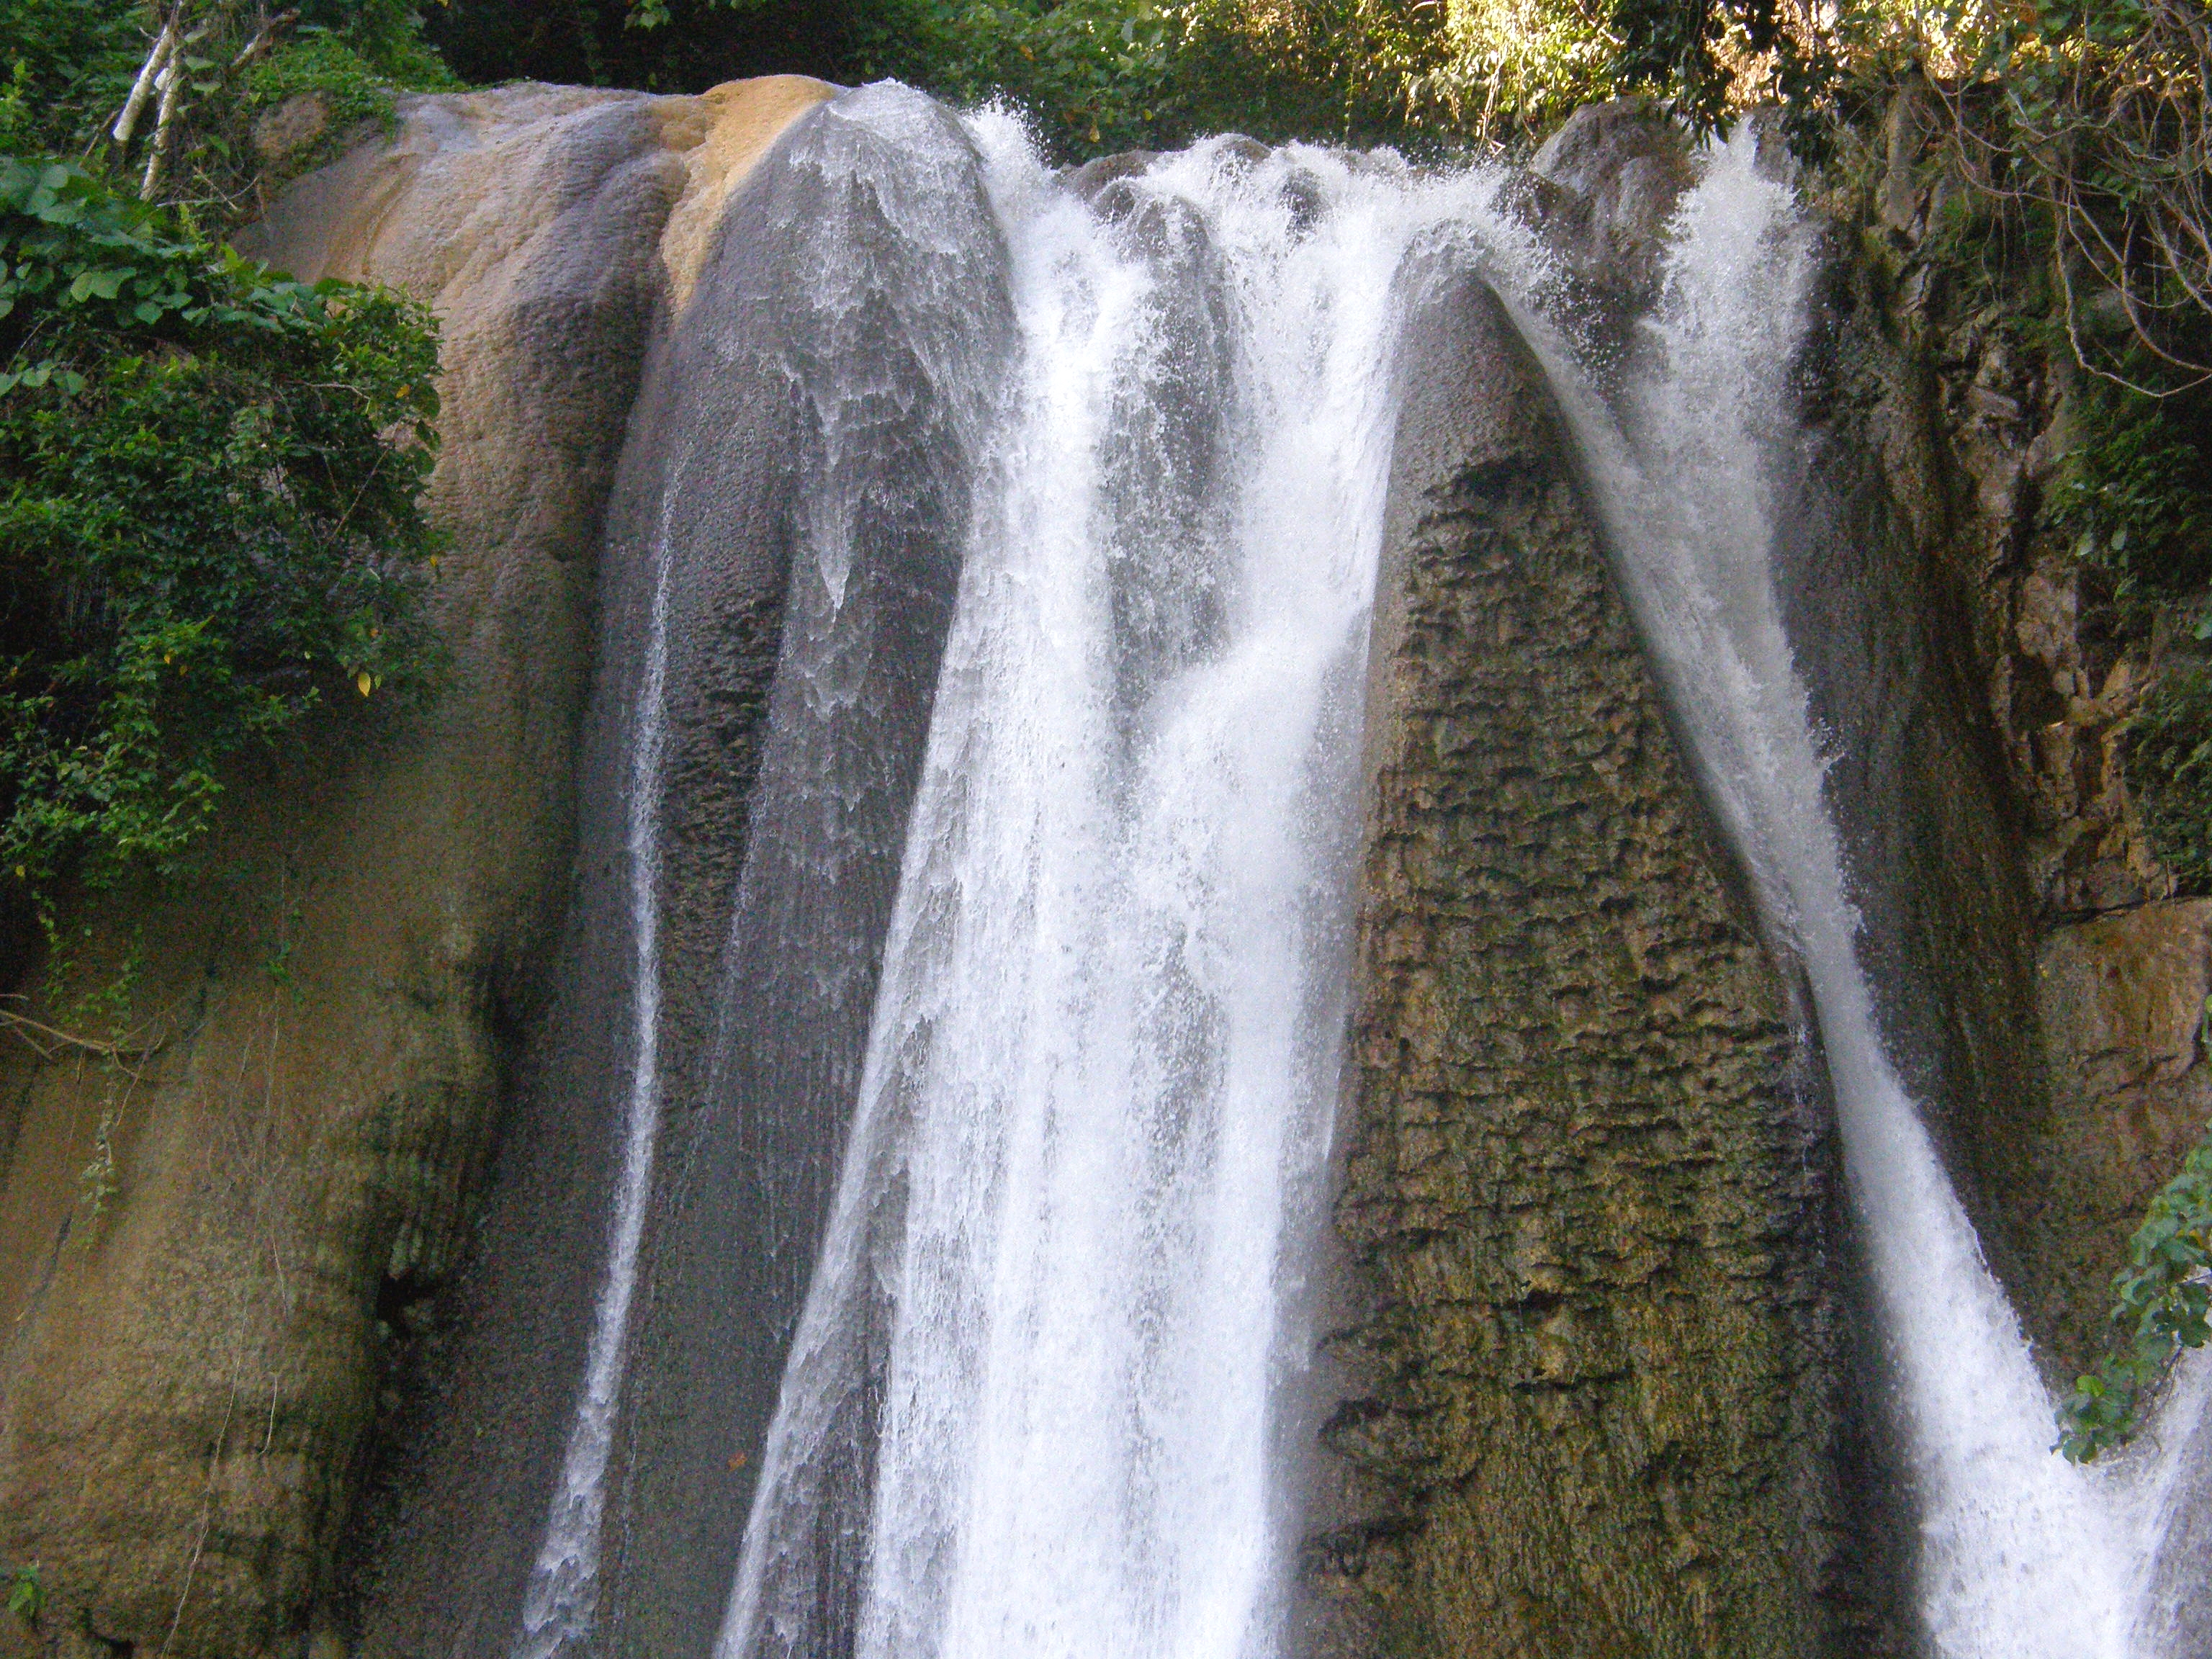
[0, 1, 444, 943]
[0, 159, 438, 907]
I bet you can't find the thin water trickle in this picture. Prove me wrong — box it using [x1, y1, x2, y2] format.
[513, 474, 685, 1659]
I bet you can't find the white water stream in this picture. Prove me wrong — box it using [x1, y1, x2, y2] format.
[717, 104, 1529, 1659]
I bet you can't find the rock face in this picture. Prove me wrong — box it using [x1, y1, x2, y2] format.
[0, 76, 833, 1659]
[2031, 901, 2212, 1341]
[1303, 271, 1871, 1655]
[1805, 88, 2212, 1376]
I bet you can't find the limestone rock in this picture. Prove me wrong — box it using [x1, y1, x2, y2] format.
[251, 92, 330, 167]
[2018, 902, 2212, 1364]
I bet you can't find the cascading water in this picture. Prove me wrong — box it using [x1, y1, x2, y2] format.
[513, 83, 1013, 1658]
[716, 107, 1531, 1659]
[512, 81, 2206, 1659]
[1498, 126, 2206, 1658]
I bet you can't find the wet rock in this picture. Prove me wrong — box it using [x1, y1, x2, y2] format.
[1532, 98, 1696, 294]
[2022, 902, 2212, 1365]
[1804, 82, 2195, 1375]
[1304, 269, 1874, 1658]
[1062, 148, 1161, 204]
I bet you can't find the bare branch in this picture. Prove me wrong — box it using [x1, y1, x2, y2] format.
[111, 17, 180, 146]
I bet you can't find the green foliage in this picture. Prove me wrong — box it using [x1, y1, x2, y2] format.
[852, 0, 1182, 152]
[2049, 373, 2212, 600]
[1609, 0, 1833, 138]
[848, 0, 1437, 155]
[2059, 1123, 2212, 1462]
[0, 156, 441, 915]
[0, 0, 149, 156]
[1905, 0, 2211, 387]
[5, 1561, 40, 1625]
[294, 0, 456, 86]
[0, 0, 455, 222]
[245, 34, 406, 143]
[2119, 665, 2212, 893]
[1406, 0, 1621, 144]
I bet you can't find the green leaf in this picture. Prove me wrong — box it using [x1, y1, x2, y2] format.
[67, 267, 132, 302]
[7, 1563, 40, 1624]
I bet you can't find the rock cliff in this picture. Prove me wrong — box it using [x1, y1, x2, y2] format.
[1807, 89, 2212, 1380]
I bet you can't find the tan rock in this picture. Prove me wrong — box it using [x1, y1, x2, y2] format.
[2041, 899, 2212, 1094]
[2016, 900, 2212, 1367]
[251, 91, 330, 167]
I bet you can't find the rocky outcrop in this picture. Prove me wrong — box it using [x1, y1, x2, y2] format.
[2026, 902, 2212, 1344]
[1807, 91, 2212, 1375]
[0, 76, 832, 1659]
[1304, 271, 1871, 1655]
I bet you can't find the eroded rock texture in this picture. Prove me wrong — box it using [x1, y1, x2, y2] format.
[1307, 275, 1864, 1657]
[0, 77, 832, 1659]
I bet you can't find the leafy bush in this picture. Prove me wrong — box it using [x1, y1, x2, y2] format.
[2059, 1124, 2212, 1461]
[244, 32, 411, 142]
[2118, 665, 2212, 893]
[2050, 372, 2212, 600]
[418, 0, 1787, 157]
[0, 156, 441, 915]
[0, 0, 148, 157]
[0, 0, 455, 224]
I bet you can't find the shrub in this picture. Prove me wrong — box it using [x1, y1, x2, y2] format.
[0, 156, 441, 917]
[2059, 1125, 2212, 1462]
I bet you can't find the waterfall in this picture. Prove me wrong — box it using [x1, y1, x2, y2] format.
[716, 109, 1527, 1659]
[1494, 125, 2206, 1659]
[512, 82, 1014, 1656]
[516, 84, 2204, 1659]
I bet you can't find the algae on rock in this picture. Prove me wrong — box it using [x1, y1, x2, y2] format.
[1304, 271, 1874, 1658]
